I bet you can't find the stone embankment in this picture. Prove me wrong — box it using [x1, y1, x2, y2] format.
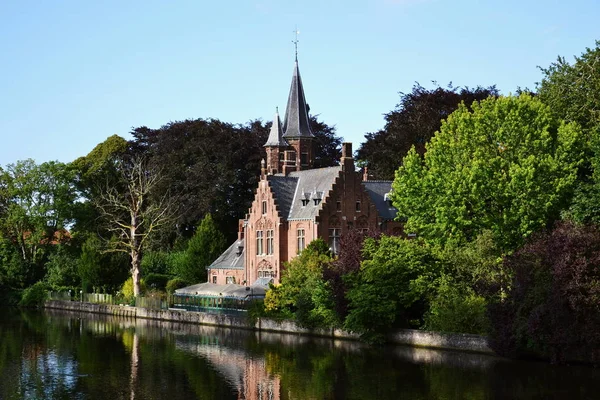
[45, 300, 493, 355]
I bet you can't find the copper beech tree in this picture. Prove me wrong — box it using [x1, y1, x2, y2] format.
[95, 155, 177, 297]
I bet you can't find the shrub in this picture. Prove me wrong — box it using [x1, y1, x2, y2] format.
[19, 282, 49, 308]
[423, 276, 489, 335]
[145, 273, 171, 291]
[120, 277, 146, 304]
[166, 278, 187, 294]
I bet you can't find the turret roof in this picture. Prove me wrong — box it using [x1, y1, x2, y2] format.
[282, 61, 314, 139]
[264, 109, 288, 147]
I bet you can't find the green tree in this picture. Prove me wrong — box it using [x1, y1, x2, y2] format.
[538, 41, 600, 138]
[264, 239, 337, 328]
[391, 94, 583, 252]
[0, 159, 76, 286]
[78, 236, 129, 293]
[45, 245, 80, 290]
[176, 213, 226, 284]
[344, 236, 442, 341]
[538, 42, 600, 223]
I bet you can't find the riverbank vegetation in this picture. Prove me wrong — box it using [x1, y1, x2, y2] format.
[1, 41, 600, 363]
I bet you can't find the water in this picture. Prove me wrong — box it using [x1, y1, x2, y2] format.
[0, 308, 599, 399]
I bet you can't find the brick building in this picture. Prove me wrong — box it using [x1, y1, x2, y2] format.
[207, 60, 401, 285]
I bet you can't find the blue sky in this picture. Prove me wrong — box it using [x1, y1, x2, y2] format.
[0, 0, 598, 166]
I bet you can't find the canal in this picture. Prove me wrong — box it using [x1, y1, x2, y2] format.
[0, 308, 599, 399]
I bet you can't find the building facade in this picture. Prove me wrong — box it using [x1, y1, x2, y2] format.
[208, 60, 402, 285]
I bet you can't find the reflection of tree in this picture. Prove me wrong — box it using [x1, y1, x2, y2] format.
[130, 331, 139, 400]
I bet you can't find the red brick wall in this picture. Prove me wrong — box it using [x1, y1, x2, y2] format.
[245, 178, 284, 285]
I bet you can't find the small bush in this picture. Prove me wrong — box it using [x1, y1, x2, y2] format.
[423, 276, 489, 335]
[20, 282, 49, 308]
[120, 277, 146, 304]
[166, 278, 187, 294]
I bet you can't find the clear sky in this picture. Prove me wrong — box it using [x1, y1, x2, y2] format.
[0, 0, 598, 166]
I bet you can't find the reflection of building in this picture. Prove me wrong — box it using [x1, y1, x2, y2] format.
[208, 59, 402, 285]
[176, 340, 280, 400]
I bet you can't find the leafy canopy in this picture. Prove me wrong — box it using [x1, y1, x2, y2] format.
[391, 94, 583, 251]
[356, 83, 498, 180]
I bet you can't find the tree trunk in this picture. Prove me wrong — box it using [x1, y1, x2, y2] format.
[131, 249, 141, 297]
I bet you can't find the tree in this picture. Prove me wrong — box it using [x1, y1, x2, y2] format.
[489, 222, 600, 363]
[344, 236, 442, 341]
[538, 41, 600, 138]
[264, 239, 337, 328]
[94, 155, 177, 296]
[70, 135, 129, 234]
[131, 119, 268, 242]
[538, 42, 600, 223]
[310, 115, 342, 168]
[391, 94, 583, 252]
[175, 213, 226, 284]
[130, 116, 342, 243]
[0, 159, 76, 286]
[78, 235, 129, 293]
[356, 83, 499, 180]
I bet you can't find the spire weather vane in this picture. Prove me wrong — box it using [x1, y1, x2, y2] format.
[292, 28, 299, 61]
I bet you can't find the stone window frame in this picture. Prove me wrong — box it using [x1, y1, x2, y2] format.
[266, 229, 274, 255]
[256, 230, 264, 255]
[297, 228, 305, 253]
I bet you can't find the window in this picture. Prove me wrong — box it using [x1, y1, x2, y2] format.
[297, 229, 305, 253]
[256, 231, 264, 255]
[212, 275, 217, 284]
[301, 152, 309, 166]
[266, 230, 274, 255]
[336, 201, 342, 212]
[258, 270, 275, 278]
[355, 201, 361, 212]
[262, 200, 267, 215]
[329, 228, 341, 255]
[226, 276, 236, 284]
[301, 199, 310, 207]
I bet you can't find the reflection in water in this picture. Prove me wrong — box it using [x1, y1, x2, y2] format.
[1, 308, 600, 400]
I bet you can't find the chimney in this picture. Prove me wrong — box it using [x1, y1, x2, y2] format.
[362, 166, 369, 181]
[341, 142, 354, 172]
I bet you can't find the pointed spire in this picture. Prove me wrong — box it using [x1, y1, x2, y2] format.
[282, 61, 314, 139]
[264, 108, 287, 147]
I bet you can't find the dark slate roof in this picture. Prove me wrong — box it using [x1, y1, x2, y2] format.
[264, 109, 288, 147]
[267, 174, 299, 219]
[282, 61, 314, 139]
[208, 239, 244, 270]
[268, 166, 342, 221]
[363, 181, 398, 221]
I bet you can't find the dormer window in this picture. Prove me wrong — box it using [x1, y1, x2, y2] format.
[301, 192, 311, 207]
[312, 191, 323, 206]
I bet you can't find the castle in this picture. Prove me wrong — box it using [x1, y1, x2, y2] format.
[207, 59, 402, 285]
